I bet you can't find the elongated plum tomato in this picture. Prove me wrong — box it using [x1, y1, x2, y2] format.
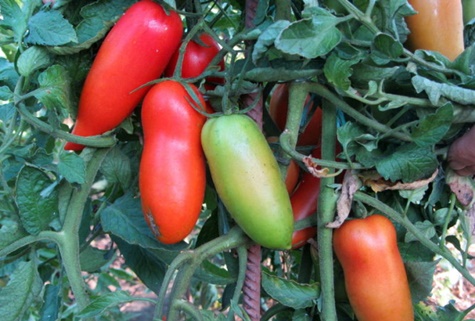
[333, 215, 414, 321]
[65, 0, 183, 151]
[139, 80, 208, 244]
[164, 33, 224, 89]
[269, 83, 322, 147]
[405, 0, 464, 61]
[201, 114, 294, 249]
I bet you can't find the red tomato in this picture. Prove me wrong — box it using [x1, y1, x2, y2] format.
[333, 215, 414, 321]
[139, 80, 208, 244]
[290, 146, 321, 249]
[164, 33, 224, 89]
[268, 83, 323, 146]
[65, 0, 183, 151]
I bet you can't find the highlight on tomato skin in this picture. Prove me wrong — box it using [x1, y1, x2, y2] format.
[333, 214, 414, 321]
[64, 0, 183, 151]
[404, 0, 464, 61]
[139, 80, 208, 244]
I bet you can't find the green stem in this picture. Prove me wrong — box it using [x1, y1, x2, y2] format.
[59, 148, 110, 310]
[353, 191, 475, 286]
[0, 231, 59, 258]
[316, 100, 338, 321]
[227, 246, 249, 321]
[154, 227, 250, 321]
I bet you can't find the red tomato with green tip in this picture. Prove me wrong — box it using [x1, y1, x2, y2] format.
[139, 80, 208, 244]
[65, 0, 183, 151]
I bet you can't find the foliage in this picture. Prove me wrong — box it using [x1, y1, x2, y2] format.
[1, 0, 475, 320]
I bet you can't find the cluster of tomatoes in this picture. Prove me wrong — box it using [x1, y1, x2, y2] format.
[63, 0, 469, 319]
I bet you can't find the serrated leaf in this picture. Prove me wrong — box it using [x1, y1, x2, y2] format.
[412, 75, 475, 106]
[58, 151, 85, 184]
[26, 10, 78, 46]
[17, 46, 52, 77]
[79, 246, 112, 273]
[0, 102, 15, 122]
[15, 165, 58, 235]
[35, 64, 71, 116]
[405, 220, 436, 243]
[262, 270, 320, 309]
[411, 103, 453, 147]
[39, 283, 61, 321]
[101, 193, 187, 251]
[399, 186, 428, 204]
[371, 32, 404, 61]
[0, 260, 43, 321]
[77, 291, 136, 318]
[276, 8, 342, 59]
[324, 53, 359, 90]
[0, 217, 28, 248]
[375, 143, 438, 183]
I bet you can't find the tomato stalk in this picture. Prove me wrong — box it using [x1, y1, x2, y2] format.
[316, 100, 338, 321]
[353, 191, 475, 287]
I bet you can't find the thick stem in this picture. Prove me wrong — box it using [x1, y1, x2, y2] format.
[59, 148, 110, 310]
[316, 101, 338, 321]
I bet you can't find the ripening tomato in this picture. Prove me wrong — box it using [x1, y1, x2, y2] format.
[290, 146, 321, 249]
[333, 215, 414, 321]
[405, 0, 464, 61]
[65, 0, 183, 151]
[268, 83, 322, 146]
[201, 114, 294, 249]
[139, 80, 208, 244]
[164, 33, 224, 89]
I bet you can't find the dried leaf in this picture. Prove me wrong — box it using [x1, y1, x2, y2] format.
[327, 170, 362, 228]
[359, 169, 438, 192]
[446, 169, 475, 207]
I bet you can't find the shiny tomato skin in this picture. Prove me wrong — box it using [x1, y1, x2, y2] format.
[333, 215, 414, 321]
[290, 147, 321, 249]
[139, 80, 208, 244]
[65, 0, 183, 151]
[405, 0, 464, 61]
[164, 33, 224, 89]
[201, 114, 294, 249]
[268, 83, 322, 147]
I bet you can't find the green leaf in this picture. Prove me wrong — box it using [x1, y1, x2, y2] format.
[371, 32, 404, 63]
[77, 291, 137, 318]
[375, 143, 438, 183]
[323, 53, 359, 90]
[411, 103, 453, 147]
[101, 193, 187, 251]
[412, 75, 475, 105]
[275, 8, 342, 59]
[252, 20, 291, 63]
[58, 151, 86, 184]
[100, 146, 132, 190]
[405, 220, 436, 243]
[25, 10, 78, 46]
[0, 260, 43, 321]
[39, 283, 61, 321]
[262, 270, 320, 309]
[80, 246, 113, 273]
[0, 217, 27, 248]
[17, 46, 52, 77]
[0, 0, 29, 43]
[35, 64, 71, 115]
[405, 260, 437, 303]
[399, 186, 428, 204]
[15, 165, 58, 235]
[0, 102, 15, 122]
[194, 260, 235, 285]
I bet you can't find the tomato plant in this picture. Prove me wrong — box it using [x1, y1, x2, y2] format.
[201, 114, 294, 249]
[2, 0, 475, 320]
[333, 214, 414, 321]
[405, 0, 464, 60]
[64, 0, 183, 150]
[139, 80, 208, 244]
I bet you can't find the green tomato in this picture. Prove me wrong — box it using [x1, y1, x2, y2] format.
[201, 114, 294, 249]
